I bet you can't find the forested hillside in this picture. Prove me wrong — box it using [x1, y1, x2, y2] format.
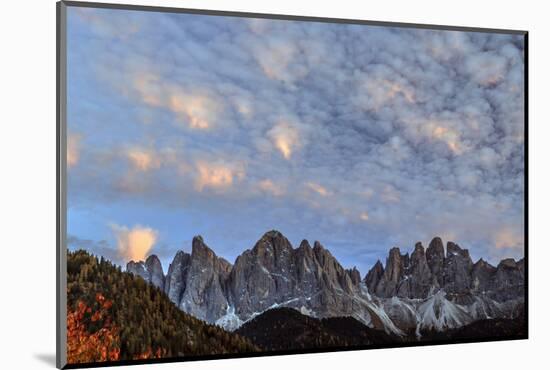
[66, 250, 258, 365]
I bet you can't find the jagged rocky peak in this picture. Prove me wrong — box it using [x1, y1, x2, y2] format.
[411, 242, 430, 272]
[313, 240, 324, 250]
[375, 242, 437, 299]
[472, 258, 496, 274]
[410, 242, 426, 265]
[250, 230, 294, 269]
[311, 240, 329, 267]
[164, 250, 191, 305]
[312, 240, 335, 264]
[369, 239, 434, 299]
[347, 267, 361, 286]
[372, 247, 404, 298]
[493, 257, 524, 301]
[173, 250, 193, 269]
[365, 260, 384, 293]
[192, 235, 212, 256]
[144, 255, 165, 290]
[294, 239, 316, 278]
[228, 231, 365, 320]
[295, 239, 313, 257]
[258, 229, 292, 247]
[498, 258, 518, 269]
[126, 254, 165, 291]
[426, 237, 445, 286]
[126, 259, 144, 268]
[446, 241, 471, 259]
[312, 240, 344, 276]
[179, 235, 231, 322]
[190, 235, 231, 275]
[175, 249, 191, 261]
[298, 239, 312, 251]
[126, 260, 147, 277]
[471, 258, 497, 294]
[474, 257, 489, 267]
[443, 241, 473, 294]
[292, 239, 321, 291]
[367, 237, 524, 304]
[251, 230, 294, 261]
[312, 240, 331, 260]
[407, 242, 435, 298]
[145, 254, 162, 267]
[427, 237, 444, 253]
[386, 247, 404, 281]
[264, 229, 284, 238]
[229, 231, 297, 318]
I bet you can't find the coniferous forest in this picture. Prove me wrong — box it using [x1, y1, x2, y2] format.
[66, 249, 258, 364]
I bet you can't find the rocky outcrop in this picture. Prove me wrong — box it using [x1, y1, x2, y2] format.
[370, 243, 436, 299]
[227, 231, 362, 321]
[471, 258, 497, 294]
[130, 236, 232, 323]
[407, 242, 437, 298]
[178, 236, 232, 322]
[127, 255, 165, 291]
[426, 237, 445, 287]
[145, 255, 165, 291]
[443, 241, 473, 294]
[164, 250, 191, 305]
[364, 260, 384, 294]
[228, 230, 296, 317]
[493, 258, 525, 301]
[307, 240, 361, 318]
[126, 260, 148, 281]
[347, 267, 362, 286]
[374, 248, 406, 297]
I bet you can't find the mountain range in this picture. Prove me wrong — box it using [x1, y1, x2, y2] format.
[127, 230, 525, 337]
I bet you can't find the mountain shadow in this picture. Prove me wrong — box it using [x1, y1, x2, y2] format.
[235, 307, 399, 351]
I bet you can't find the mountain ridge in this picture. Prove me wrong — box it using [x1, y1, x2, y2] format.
[126, 230, 525, 336]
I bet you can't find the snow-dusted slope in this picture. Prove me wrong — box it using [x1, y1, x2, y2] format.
[416, 291, 472, 333]
[212, 284, 524, 338]
[214, 306, 243, 332]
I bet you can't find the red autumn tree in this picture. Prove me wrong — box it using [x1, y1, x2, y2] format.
[67, 293, 120, 363]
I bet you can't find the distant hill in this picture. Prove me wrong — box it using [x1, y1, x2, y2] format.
[235, 307, 398, 351]
[422, 316, 526, 342]
[235, 306, 525, 352]
[66, 249, 258, 365]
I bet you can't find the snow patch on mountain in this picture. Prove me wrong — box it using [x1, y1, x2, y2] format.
[215, 306, 243, 332]
[416, 291, 471, 332]
[353, 293, 405, 336]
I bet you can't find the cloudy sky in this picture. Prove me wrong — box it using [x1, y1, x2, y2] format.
[66, 6, 525, 275]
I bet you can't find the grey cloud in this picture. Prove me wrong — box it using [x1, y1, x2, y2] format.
[67, 8, 525, 272]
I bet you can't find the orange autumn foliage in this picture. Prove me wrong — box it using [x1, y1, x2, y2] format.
[133, 347, 166, 360]
[67, 293, 120, 364]
[67, 250, 259, 362]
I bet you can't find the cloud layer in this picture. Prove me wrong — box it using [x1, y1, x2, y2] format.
[66, 7, 525, 273]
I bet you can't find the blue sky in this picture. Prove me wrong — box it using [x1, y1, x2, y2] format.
[66, 6, 525, 275]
